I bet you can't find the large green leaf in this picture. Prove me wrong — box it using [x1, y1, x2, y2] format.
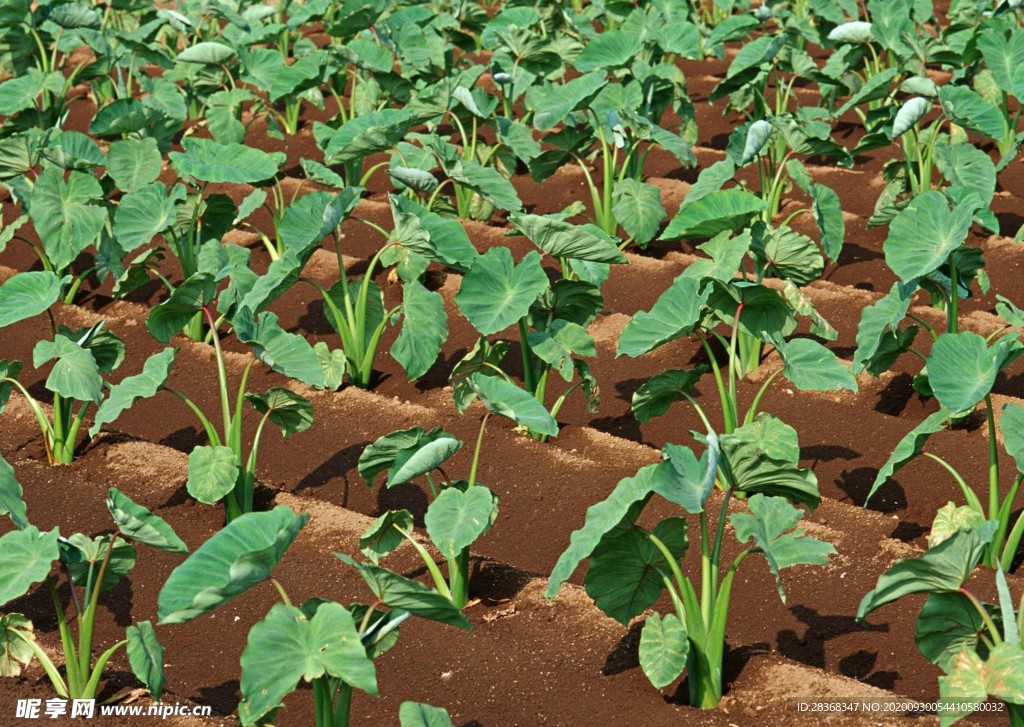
[158, 507, 308, 624]
[773, 338, 857, 392]
[658, 438, 719, 515]
[661, 189, 766, 241]
[545, 462, 667, 598]
[447, 158, 522, 212]
[866, 408, 953, 505]
[0, 271, 62, 327]
[916, 592, 989, 672]
[938, 643, 1024, 726]
[467, 373, 558, 437]
[892, 97, 930, 139]
[359, 427, 458, 487]
[424, 485, 499, 558]
[585, 518, 686, 625]
[126, 621, 165, 701]
[526, 320, 595, 382]
[147, 274, 217, 342]
[616, 276, 709, 358]
[61, 534, 135, 593]
[612, 179, 665, 246]
[246, 388, 313, 438]
[756, 227, 823, 286]
[938, 85, 1006, 141]
[106, 138, 162, 193]
[632, 368, 708, 423]
[392, 281, 447, 381]
[359, 510, 414, 563]
[929, 332, 1022, 413]
[113, 183, 185, 252]
[30, 168, 106, 271]
[185, 445, 239, 505]
[33, 335, 102, 404]
[730, 494, 835, 602]
[0, 527, 59, 608]
[934, 141, 996, 208]
[884, 192, 976, 281]
[456, 248, 548, 335]
[639, 613, 688, 689]
[335, 555, 471, 629]
[323, 109, 418, 165]
[106, 487, 188, 554]
[510, 213, 627, 263]
[90, 348, 176, 437]
[787, 161, 844, 262]
[718, 415, 820, 509]
[978, 27, 1024, 102]
[235, 311, 326, 388]
[857, 522, 998, 620]
[177, 41, 236, 65]
[398, 702, 455, 727]
[852, 281, 918, 375]
[239, 602, 377, 725]
[0, 454, 27, 530]
[739, 119, 773, 164]
[277, 188, 361, 254]
[170, 138, 284, 184]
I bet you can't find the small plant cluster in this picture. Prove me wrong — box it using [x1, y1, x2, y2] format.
[1, 0, 1024, 723]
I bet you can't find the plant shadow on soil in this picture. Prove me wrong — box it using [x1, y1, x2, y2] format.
[776, 606, 896, 690]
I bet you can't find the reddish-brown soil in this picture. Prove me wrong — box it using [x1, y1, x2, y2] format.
[2, 22, 1024, 727]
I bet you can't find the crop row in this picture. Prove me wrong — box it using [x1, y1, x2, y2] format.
[2, 0, 1024, 724]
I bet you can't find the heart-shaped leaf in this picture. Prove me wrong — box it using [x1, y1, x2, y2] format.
[424, 486, 499, 558]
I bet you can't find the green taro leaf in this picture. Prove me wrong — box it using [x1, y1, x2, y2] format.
[0, 527, 59, 608]
[399, 702, 455, 727]
[526, 320, 596, 382]
[456, 248, 548, 335]
[510, 213, 627, 264]
[158, 507, 308, 624]
[0, 454, 28, 530]
[246, 388, 313, 438]
[323, 109, 418, 165]
[612, 179, 665, 247]
[892, 97, 930, 139]
[758, 227, 824, 286]
[938, 643, 1024, 725]
[978, 28, 1024, 102]
[739, 120, 773, 164]
[392, 280, 447, 381]
[662, 189, 766, 241]
[360, 510, 414, 563]
[30, 168, 106, 271]
[114, 183, 186, 252]
[468, 373, 558, 437]
[176, 41, 236, 65]
[335, 555, 471, 629]
[938, 85, 1006, 142]
[146, 273, 217, 342]
[234, 311, 327, 389]
[106, 138, 162, 193]
[239, 602, 376, 725]
[445, 159, 522, 212]
[730, 494, 835, 602]
[33, 336, 102, 404]
[617, 276, 709, 358]
[929, 502, 987, 549]
[584, 518, 687, 625]
[1001, 403, 1024, 474]
[358, 427, 457, 486]
[185, 445, 239, 505]
[170, 138, 284, 184]
[639, 613, 688, 689]
[106, 487, 188, 554]
[934, 142, 996, 208]
[773, 338, 857, 393]
[0, 271, 62, 327]
[857, 522, 999, 620]
[424, 485, 499, 558]
[450, 339, 510, 413]
[787, 161, 845, 262]
[546, 462, 668, 598]
[929, 332, 1023, 413]
[90, 348, 176, 437]
[387, 437, 463, 488]
[828, 20, 874, 43]
[884, 192, 976, 281]
[718, 415, 820, 509]
[853, 281, 918, 375]
[866, 408, 953, 505]
[917, 592, 990, 672]
[61, 534, 135, 592]
[658, 438, 720, 515]
[126, 621, 165, 701]
[632, 368, 708, 423]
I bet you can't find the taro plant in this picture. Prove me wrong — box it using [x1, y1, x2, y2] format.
[0, 275, 175, 464]
[453, 214, 630, 441]
[156, 506, 471, 727]
[526, 75, 697, 247]
[316, 107, 422, 187]
[0, 471, 186, 702]
[358, 372, 556, 608]
[547, 420, 834, 709]
[618, 215, 856, 435]
[864, 329, 1024, 573]
[852, 192, 989, 385]
[858, 521, 1024, 725]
